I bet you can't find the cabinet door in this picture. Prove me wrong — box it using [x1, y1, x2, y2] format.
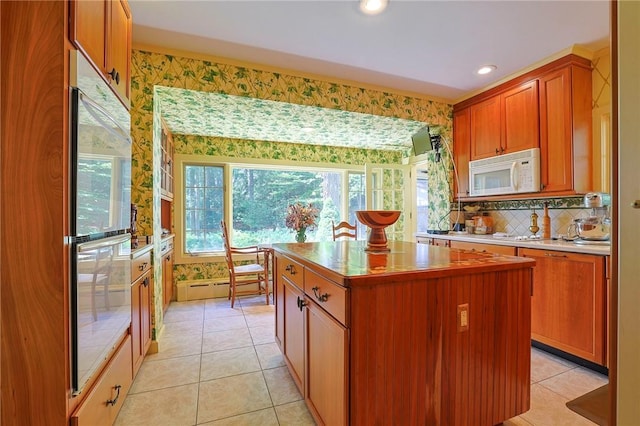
[108, 0, 131, 102]
[502, 80, 539, 154]
[70, 0, 107, 73]
[306, 300, 348, 426]
[520, 248, 606, 364]
[453, 108, 470, 198]
[470, 95, 501, 160]
[141, 273, 152, 357]
[539, 68, 573, 193]
[163, 251, 174, 312]
[131, 278, 142, 375]
[275, 259, 285, 348]
[283, 278, 305, 393]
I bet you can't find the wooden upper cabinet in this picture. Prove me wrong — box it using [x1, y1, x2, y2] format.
[469, 81, 539, 161]
[539, 63, 593, 195]
[470, 95, 501, 159]
[502, 80, 539, 154]
[70, 0, 132, 105]
[70, 0, 106, 72]
[453, 108, 471, 198]
[108, 0, 132, 103]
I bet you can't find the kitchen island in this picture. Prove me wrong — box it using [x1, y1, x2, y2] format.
[273, 240, 536, 426]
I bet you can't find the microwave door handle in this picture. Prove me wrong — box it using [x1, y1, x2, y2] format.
[510, 161, 518, 191]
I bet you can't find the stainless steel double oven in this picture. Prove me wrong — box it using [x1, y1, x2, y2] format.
[68, 51, 132, 395]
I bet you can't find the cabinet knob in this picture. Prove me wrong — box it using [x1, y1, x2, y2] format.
[108, 68, 120, 84]
[143, 277, 149, 287]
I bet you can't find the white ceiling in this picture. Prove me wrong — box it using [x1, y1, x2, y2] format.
[129, 0, 610, 151]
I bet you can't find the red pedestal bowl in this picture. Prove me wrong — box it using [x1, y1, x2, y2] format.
[355, 210, 401, 252]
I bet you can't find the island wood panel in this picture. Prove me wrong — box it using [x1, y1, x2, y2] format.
[349, 268, 531, 425]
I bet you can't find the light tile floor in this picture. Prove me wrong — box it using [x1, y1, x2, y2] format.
[115, 296, 608, 425]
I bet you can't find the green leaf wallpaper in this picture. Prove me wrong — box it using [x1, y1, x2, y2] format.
[130, 48, 454, 332]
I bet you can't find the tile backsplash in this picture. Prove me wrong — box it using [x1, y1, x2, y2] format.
[454, 197, 610, 238]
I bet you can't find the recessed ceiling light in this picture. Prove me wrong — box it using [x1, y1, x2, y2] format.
[360, 0, 388, 15]
[301, 127, 315, 133]
[477, 65, 497, 75]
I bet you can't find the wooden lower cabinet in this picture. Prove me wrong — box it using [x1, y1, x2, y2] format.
[70, 336, 133, 426]
[131, 247, 152, 376]
[450, 240, 517, 256]
[276, 253, 348, 425]
[306, 299, 348, 425]
[162, 249, 174, 312]
[282, 278, 305, 391]
[519, 248, 606, 365]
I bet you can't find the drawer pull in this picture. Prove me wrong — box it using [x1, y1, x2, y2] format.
[138, 262, 148, 271]
[106, 384, 121, 406]
[285, 264, 296, 275]
[545, 253, 568, 258]
[312, 286, 329, 302]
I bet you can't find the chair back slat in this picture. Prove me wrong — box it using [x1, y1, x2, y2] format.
[332, 220, 357, 241]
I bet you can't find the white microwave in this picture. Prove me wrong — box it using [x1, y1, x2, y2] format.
[469, 147, 540, 196]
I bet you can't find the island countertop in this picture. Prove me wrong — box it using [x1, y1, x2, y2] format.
[272, 240, 535, 286]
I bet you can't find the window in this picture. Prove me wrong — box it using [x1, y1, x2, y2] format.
[184, 165, 224, 253]
[175, 154, 366, 263]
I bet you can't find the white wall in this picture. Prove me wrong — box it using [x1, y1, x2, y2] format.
[616, 0, 640, 422]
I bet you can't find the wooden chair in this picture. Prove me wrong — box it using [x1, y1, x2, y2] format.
[220, 220, 270, 308]
[332, 220, 358, 241]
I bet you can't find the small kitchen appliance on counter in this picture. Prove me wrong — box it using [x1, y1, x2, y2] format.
[567, 192, 611, 244]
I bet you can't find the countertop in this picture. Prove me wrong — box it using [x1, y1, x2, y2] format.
[272, 240, 535, 286]
[130, 241, 153, 258]
[416, 232, 611, 256]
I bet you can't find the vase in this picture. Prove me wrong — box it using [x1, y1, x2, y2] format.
[295, 228, 307, 243]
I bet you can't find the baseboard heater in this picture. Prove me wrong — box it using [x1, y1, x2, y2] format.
[176, 278, 229, 301]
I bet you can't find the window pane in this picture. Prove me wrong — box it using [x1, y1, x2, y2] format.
[184, 165, 224, 252]
[348, 172, 366, 239]
[417, 176, 429, 233]
[231, 168, 341, 245]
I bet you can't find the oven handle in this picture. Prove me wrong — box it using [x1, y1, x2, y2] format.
[79, 91, 131, 144]
[77, 233, 131, 253]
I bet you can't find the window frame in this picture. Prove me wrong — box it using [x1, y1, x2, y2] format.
[174, 153, 365, 265]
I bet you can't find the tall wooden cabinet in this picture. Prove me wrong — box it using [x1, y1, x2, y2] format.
[519, 248, 607, 365]
[538, 62, 593, 196]
[453, 108, 471, 198]
[131, 245, 152, 376]
[2, 1, 133, 423]
[70, 0, 132, 104]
